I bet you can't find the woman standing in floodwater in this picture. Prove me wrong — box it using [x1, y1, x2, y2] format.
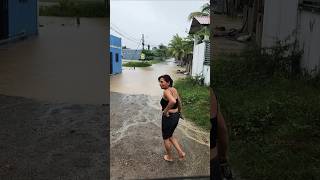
[158, 74, 186, 162]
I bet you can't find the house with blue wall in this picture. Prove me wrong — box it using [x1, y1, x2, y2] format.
[0, 0, 38, 43]
[110, 34, 122, 74]
[122, 49, 142, 60]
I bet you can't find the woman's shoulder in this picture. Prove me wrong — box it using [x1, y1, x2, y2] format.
[168, 87, 179, 97]
[169, 87, 178, 92]
[172, 87, 179, 95]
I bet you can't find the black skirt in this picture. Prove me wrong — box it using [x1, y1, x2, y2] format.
[161, 112, 180, 140]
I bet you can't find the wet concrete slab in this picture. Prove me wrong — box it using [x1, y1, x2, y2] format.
[110, 92, 210, 179]
[0, 94, 108, 179]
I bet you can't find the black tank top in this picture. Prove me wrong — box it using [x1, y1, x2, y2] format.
[160, 98, 178, 111]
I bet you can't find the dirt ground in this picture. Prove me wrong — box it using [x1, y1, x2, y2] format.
[213, 14, 247, 57]
[0, 94, 108, 179]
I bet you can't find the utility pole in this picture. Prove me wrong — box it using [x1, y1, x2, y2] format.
[142, 34, 145, 50]
[148, 44, 150, 50]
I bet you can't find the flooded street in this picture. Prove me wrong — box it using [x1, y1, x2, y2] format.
[110, 59, 184, 96]
[110, 60, 210, 179]
[0, 17, 108, 179]
[0, 16, 107, 104]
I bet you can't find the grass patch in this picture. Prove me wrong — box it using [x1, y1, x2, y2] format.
[123, 61, 151, 67]
[39, 1, 106, 17]
[213, 49, 320, 179]
[175, 77, 210, 129]
[150, 59, 163, 64]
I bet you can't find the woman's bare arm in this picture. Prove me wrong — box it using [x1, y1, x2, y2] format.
[177, 93, 182, 112]
[210, 88, 218, 118]
[163, 89, 177, 114]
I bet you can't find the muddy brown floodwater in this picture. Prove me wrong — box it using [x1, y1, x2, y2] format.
[110, 59, 210, 179]
[0, 16, 107, 104]
[0, 17, 108, 179]
[110, 59, 185, 96]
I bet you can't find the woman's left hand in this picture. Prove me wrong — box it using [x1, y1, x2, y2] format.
[163, 111, 169, 117]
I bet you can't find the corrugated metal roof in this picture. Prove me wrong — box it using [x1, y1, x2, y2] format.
[188, 16, 210, 34]
[195, 16, 210, 25]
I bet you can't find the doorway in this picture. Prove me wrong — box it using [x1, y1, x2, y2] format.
[110, 52, 113, 74]
[0, 0, 9, 40]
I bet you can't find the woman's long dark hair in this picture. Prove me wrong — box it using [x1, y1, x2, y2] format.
[158, 74, 173, 87]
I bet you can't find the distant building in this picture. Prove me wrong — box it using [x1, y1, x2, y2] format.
[110, 34, 122, 74]
[122, 48, 142, 60]
[242, 0, 320, 74]
[0, 0, 38, 44]
[189, 16, 210, 86]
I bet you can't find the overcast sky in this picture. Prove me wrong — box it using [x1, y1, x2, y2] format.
[110, 0, 209, 49]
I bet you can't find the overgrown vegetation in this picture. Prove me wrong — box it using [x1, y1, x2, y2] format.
[175, 77, 210, 129]
[168, 34, 194, 65]
[213, 39, 320, 179]
[39, 0, 106, 17]
[141, 49, 155, 60]
[152, 44, 170, 61]
[123, 61, 151, 67]
[150, 59, 162, 64]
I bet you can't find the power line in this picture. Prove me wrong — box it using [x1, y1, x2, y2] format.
[135, 40, 141, 52]
[110, 22, 159, 48]
[110, 27, 141, 45]
[110, 22, 141, 42]
[110, 26, 139, 43]
[111, 23, 140, 41]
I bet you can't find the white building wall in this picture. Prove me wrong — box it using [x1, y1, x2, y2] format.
[191, 42, 205, 77]
[203, 65, 210, 86]
[298, 10, 320, 73]
[262, 0, 300, 48]
[262, 0, 320, 73]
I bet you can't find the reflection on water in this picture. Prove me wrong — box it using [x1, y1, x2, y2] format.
[110, 59, 185, 96]
[0, 16, 107, 104]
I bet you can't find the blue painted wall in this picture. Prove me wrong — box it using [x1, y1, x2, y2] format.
[8, 0, 38, 39]
[110, 34, 122, 74]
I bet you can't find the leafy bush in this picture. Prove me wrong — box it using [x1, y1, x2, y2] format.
[212, 41, 320, 179]
[40, 0, 106, 17]
[123, 61, 151, 67]
[174, 77, 210, 129]
[141, 49, 154, 60]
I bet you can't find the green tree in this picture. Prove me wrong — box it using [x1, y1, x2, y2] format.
[188, 3, 210, 21]
[141, 49, 154, 60]
[168, 34, 193, 65]
[158, 44, 169, 60]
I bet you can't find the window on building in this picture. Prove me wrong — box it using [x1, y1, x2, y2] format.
[204, 42, 210, 66]
[300, 0, 320, 10]
[116, 53, 119, 62]
[19, 0, 28, 3]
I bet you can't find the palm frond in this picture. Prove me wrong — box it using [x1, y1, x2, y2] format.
[201, 3, 210, 14]
[188, 12, 207, 21]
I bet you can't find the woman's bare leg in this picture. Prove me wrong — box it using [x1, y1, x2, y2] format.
[163, 139, 173, 161]
[217, 112, 228, 161]
[169, 136, 185, 159]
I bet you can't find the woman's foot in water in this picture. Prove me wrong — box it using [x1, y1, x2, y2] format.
[178, 151, 186, 161]
[164, 154, 173, 162]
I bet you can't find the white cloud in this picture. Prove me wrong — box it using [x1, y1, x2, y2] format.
[110, 0, 208, 49]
